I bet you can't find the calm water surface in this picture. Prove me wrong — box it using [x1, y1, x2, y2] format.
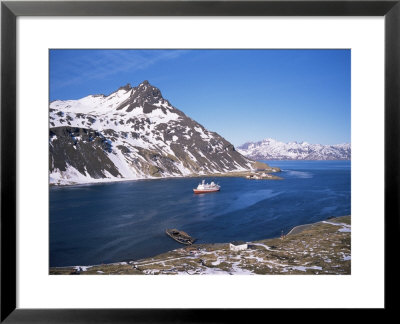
[50, 160, 350, 267]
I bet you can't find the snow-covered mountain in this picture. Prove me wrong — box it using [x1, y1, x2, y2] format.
[237, 138, 351, 160]
[49, 81, 258, 185]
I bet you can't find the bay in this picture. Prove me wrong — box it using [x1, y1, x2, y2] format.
[50, 160, 350, 267]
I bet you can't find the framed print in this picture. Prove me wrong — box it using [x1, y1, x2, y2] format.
[1, 0, 399, 322]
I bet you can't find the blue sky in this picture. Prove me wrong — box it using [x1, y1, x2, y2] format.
[50, 49, 350, 146]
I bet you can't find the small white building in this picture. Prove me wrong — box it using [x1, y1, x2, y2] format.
[229, 241, 248, 251]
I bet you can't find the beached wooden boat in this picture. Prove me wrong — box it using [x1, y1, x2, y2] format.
[166, 229, 196, 245]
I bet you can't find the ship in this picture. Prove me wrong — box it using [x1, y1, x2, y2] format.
[193, 180, 220, 194]
[165, 229, 196, 245]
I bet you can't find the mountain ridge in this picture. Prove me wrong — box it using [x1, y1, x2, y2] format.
[237, 138, 351, 160]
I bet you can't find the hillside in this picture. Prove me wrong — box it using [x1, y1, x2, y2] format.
[49, 81, 264, 185]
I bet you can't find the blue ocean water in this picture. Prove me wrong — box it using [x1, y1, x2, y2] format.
[50, 160, 350, 267]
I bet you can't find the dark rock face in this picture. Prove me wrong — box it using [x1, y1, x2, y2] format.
[49, 81, 253, 184]
[49, 127, 121, 179]
[116, 81, 177, 116]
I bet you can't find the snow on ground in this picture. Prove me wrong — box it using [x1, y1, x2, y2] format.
[249, 242, 273, 251]
[322, 221, 351, 233]
[50, 165, 155, 186]
[285, 265, 322, 272]
[106, 150, 142, 179]
[51, 89, 132, 115]
[194, 126, 210, 140]
[73, 266, 92, 272]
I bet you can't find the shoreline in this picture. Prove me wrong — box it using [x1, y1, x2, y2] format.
[50, 168, 283, 187]
[50, 159, 350, 187]
[50, 215, 351, 275]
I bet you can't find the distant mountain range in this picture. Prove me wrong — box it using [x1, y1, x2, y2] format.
[237, 138, 351, 160]
[49, 81, 265, 185]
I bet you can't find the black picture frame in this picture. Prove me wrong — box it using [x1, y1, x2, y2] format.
[1, 0, 398, 322]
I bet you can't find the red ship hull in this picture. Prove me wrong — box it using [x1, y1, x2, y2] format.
[193, 188, 220, 194]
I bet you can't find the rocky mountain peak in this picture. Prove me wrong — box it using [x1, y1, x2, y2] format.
[133, 80, 163, 102]
[118, 83, 132, 92]
[108, 81, 166, 113]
